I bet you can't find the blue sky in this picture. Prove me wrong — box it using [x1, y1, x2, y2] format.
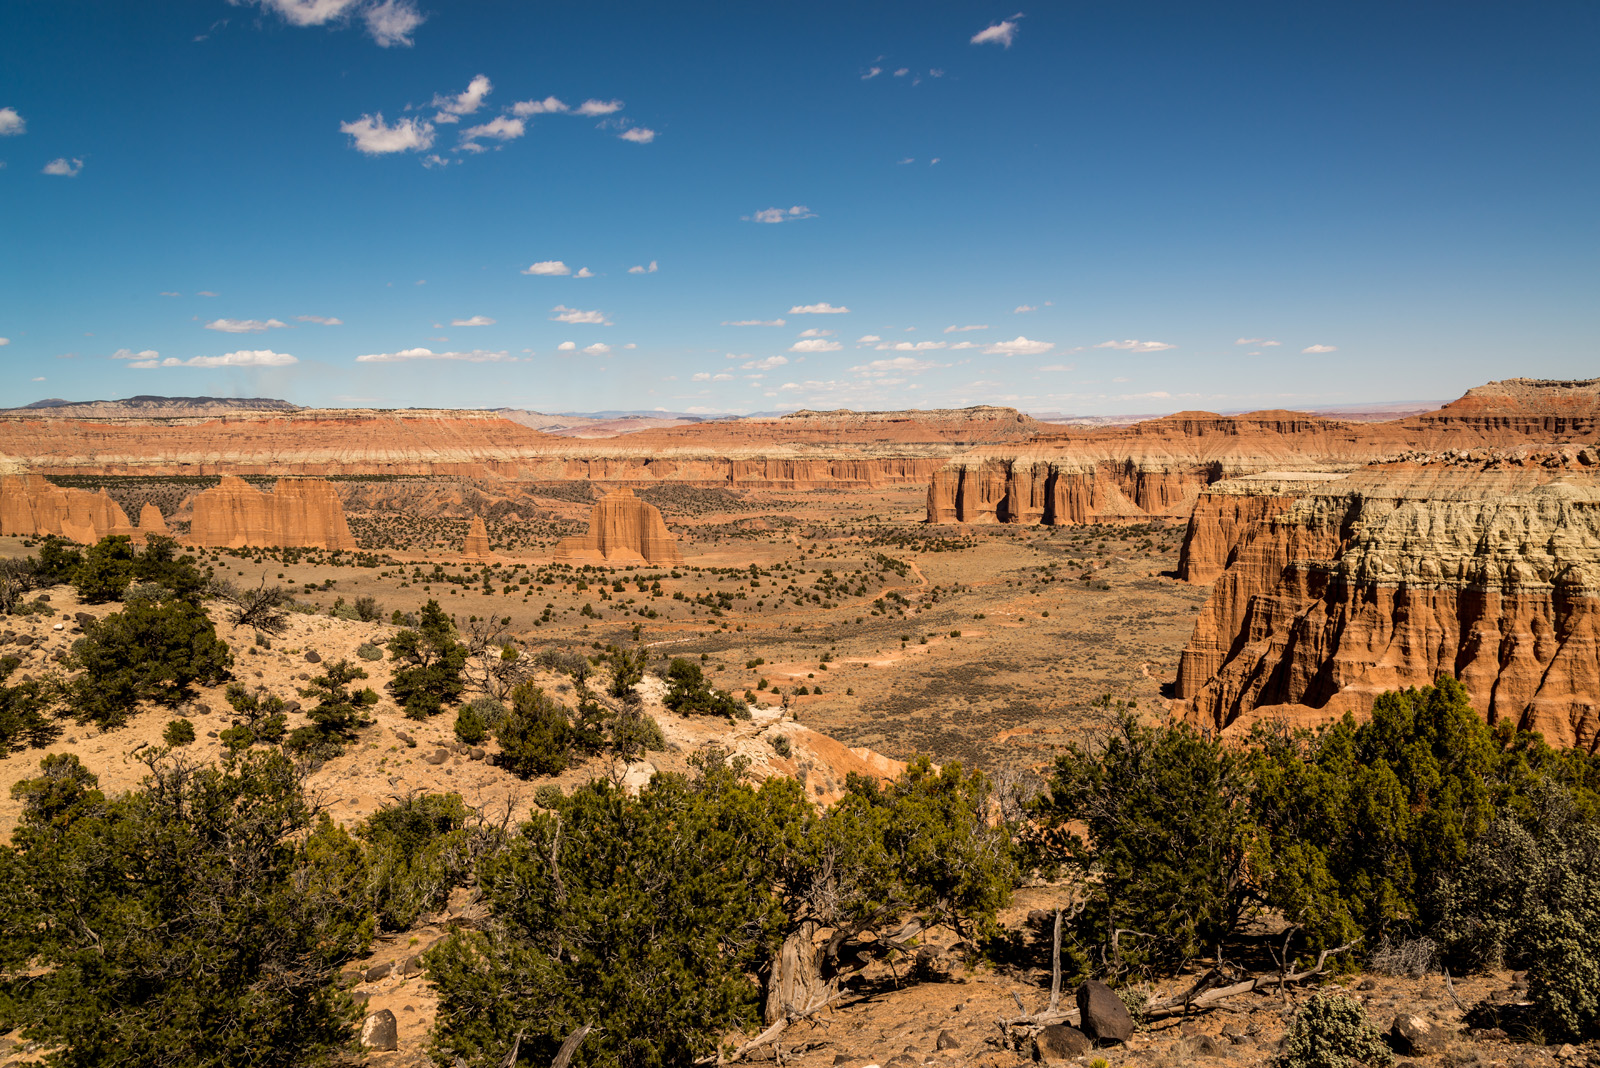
[1, 0, 1595, 415]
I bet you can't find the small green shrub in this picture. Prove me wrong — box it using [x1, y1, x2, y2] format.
[1276, 992, 1393, 1068]
[453, 704, 487, 746]
[356, 642, 383, 661]
[769, 735, 792, 759]
[162, 718, 196, 747]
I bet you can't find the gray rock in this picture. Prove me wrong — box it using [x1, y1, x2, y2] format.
[305, 650, 322, 663]
[468, 747, 485, 761]
[1076, 979, 1135, 1044]
[360, 1009, 398, 1051]
[424, 748, 450, 765]
[935, 1029, 960, 1050]
[1033, 1024, 1090, 1063]
[363, 961, 393, 983]
[1389, 1013, 1448, 1055]
[396, 954, 424, 977]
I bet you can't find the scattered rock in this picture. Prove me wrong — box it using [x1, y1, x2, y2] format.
[1033, 1024, 1090, 1063]
[359, 1009, 398, 1051]
[305, 650, 321, 663]
[424, 749, 450, 765]
[1556, 1044, 1580, 1061]
[396, 954, 424, 977]
[1358, 978, 1378, 990]
[935, 1030, 960, 1050]
[1390, 1014, 1449, 1055]
[468, 747, 485, 761]
[1076, 979, 1135, 1044]
[363, 961, 393, 983]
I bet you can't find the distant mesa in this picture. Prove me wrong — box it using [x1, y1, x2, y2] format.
[462, 514, 492, 559]
[0, 473, 136, 544]
[555, 487, 684, 567]
[5, 395, 302, 418]
[188, 476, 356, 550]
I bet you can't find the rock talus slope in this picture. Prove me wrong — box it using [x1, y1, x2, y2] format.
[555, 487, 684, 566]
[188, 476, 357, 550]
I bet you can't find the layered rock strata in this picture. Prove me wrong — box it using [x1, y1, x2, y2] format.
[462, 515, 491, 559]
[135, 502, 169, 542]
[1174, 452, 1600, 749]
[188, 476, 357, 550]
[555, 487, 684, 567]
[0, 474, 135, 543]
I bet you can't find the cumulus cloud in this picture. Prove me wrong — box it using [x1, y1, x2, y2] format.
[340, 113, 434, 154]
[985, 336, 1053, 356]
[743, 355, 789, 371]
[722, 318, 785, 327]
[747, 206, 816, 223]
[522, 260, 571, 276]
[134, 349, 298, 369]
[575, 99, 623, 116]
[451, 315, 495, 327]
[692, 372, 735, 382]
[582, 343, 611, 356]
[856, 334, 882, 344]
[875, 340, 946, 351]
[461, 115, 525, 144]
[363, 0, 423, 45]
[789, 338, 841, 353]
[205, 318, 288, 334]
[944, 324, 988, 333]
[42, 157, 82, 177]
[852, 356, 942, 376]
[1302, 344, 1338, 354]
[789, 302, 849, 315]
[431, 75, 492, 121]
[0, 338, 8, 346]
[1093, 339, 1175, 353]
[971, 16, 1021, 47]
[111, 348, 159, 360]
[1235, 337, 1282, 347]
[575, 267, 594, 278]
[797, 328, 835, 338]
[628, 261, 659, 274]
[557, 341, 576, 351]
[0, 108, 24, 136]
[550, 305, 611, 325]
[512, 96, 569, 116]
[618, 127, 656, 144]
[354, 347, 513, 363]
[296, 315, 343, 325]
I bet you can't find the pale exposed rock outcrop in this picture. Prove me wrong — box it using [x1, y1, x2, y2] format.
[0, 473, 135, 543]
[554, 487, 683, 566]
[188, 476, 356, 550]
[135, 502, 169, 543]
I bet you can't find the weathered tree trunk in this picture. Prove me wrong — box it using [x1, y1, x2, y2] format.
[764, 920, 828, 1026]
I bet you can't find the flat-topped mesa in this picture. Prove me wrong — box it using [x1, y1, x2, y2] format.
[1173, 451, 1600, 749]
[462, 515, 491, 560]
[188, 476, 357, 550]
[554, 487, 684, 567]
[0, 473, 135, 543]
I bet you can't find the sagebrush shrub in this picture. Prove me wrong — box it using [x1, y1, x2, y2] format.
[1276, 992, 1393, 1068]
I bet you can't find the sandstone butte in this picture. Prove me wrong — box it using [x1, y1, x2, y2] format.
[0, 473, 137, 544]
[924, 378, 1600, 526]
[0, 405, 1053, 491]
[462, 515, 491, 560]
[554, 487, 684, 567]
[187, 476, 357, 550]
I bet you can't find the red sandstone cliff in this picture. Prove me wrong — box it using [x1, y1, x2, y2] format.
[555, 487, 684, 567]
[188, 476, 357, 550]
[0, 474, 136, 543]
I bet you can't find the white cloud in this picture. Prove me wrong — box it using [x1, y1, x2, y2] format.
[1013, 304, 1037, 313]
[1302, 344, 1338, 354]
[251, 0, 360, 27]
[0, 108, 24, 136]
[204, 318, 288, 334]
[852, 356, 942, 376]
[1093, 339, 1176, 353]
[723, 318, 785, 327]
[575, 99, 623, 116]
[512, 96, 568, 116]
[986, 336, 1054, 356]
[197, 291, 218, 297]
[628, 260, 659, 274]
[111, 348, 159, 360]
[748, 206, 816, 223]
[363, 0, 423, 46]
[949, 341, 981, 349]
[856, 334, 882, 343]
[522, 260, 571, 276]
[944, 324, 987, 333]
[582, 343, 611, 356]
[789, 302, 849, 314]
[896, 157, 914, 165]
[30, 376, 43, 382]
[296, 315, 343, 325]
[575, 267, 594, 278]
[451, 315, 495, 327]
[894, 68, 910, 77]
[618, 127, 656, 144]
[797, 328, 835, 338]
[461, 115, 525, 143]
[550, 305, 611, 325]
[340, 113, 434, 154]
[743, 355, 789, 370]
[160, 291, 181, 297]
[693, 372, 735, 382]
[875, 340, 947, 351]
[354, 347, 513, 363]
[432, 75, 492, 121]
[135, 349, 298, 369]
[558, 341, 577, 351]
[0, 338, 8, 346]
[789, 338, 841, 353]
[1235, 337, 1282, 346]
[971, 17, 1020, 47]
[1039, 364, 1074, 372]
[623, 342, 636, 349]
[422, 153, 457, 169]
[930, 69, 944, 77]
[862, 67, 882, 79]
[42, 157, 82, 177]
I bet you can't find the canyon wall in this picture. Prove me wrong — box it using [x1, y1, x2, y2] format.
[188, 476, 357, 550]
[0, 474, 136, 543]
[555, 487, 684, 567]
[1173, 450, 1600, 749]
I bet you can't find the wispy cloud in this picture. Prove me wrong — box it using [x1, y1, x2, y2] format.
[986, 336, 1053, 356]
[0, 108, 24, 136]
[722, 318, 785, 327]
[133, 349, 298, 369]
[575, 99, 623, 116]
[245, 0, 424, 47]
[296, 315, 343, 325]
[856, 334, 882, 344]
[550, 305, 611, 325]
[618, 127, 656, 144]
[511, 96, 568, 116]
[875, 340, 946, 351]
[431, 75, 492, 122]
[628, 261, 659, 274]
[797, 328, 835, 338]
[0, 339, 9, 346]
[451, 315, 495, 327]
[583, 343, 611, 356]
[111, 348, 159, 360]
[248, 0, 360, 27]
[340, 113, 434, 154]
[862, 67, 882, 80]
[1094, 339, 1175, 353]
[160, 291, 181, 297]
[354, 347, 514, 363]
[944, 324, 988, 333]
[971, 15, 1022, 47]
[1302, 344, 1338, 354]
[743, 355, 790, 370]
[1013, 304, 1037, 314]
[852, 356, 943, 376]
[789, 302, 849, 315]
[693, 372, 736, 382]
[363, 0, 422, 46]
[460, 115, 525, 147]
[522, 260, 571, 276]
[575, 267, 594, 278]
[747, 206, 816, 223]
[197, 291, 218, 297]
[1235, 337, 1282, 347]
[42, 157, 83, 177]
[789, 339, 841, 353]
[204, 318, 288, 334]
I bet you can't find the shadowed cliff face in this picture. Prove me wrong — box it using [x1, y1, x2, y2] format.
[1172, 451, 1600, 749]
